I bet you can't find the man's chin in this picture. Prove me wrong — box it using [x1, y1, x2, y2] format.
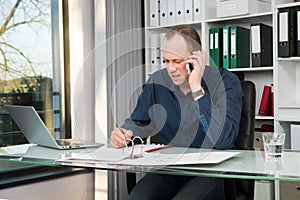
[172, 80, 183, 86]
[171, 78, 178, 83]
[172, 76, 187, 84]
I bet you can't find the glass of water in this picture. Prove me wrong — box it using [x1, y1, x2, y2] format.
[262, 132, 286, 161]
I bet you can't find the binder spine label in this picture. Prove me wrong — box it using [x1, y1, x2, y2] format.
[231, 28, 236, 55]
[223, 29, 228, 56]
[279, 12, 288, 42]
[251, 26, 261, 53]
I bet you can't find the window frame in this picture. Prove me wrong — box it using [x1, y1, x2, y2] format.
[51, 0, 71, 139]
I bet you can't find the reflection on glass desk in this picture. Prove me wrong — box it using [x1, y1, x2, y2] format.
[1, 144, 300, 182]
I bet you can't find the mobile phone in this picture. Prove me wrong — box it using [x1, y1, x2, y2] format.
[186, 63, 194, 74]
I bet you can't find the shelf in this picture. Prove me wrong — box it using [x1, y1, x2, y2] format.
[276, 1, 300, 9]
[229, 67, 273, 72]
[276, 116, 300, 122]
[205, 12, 272, 23]
[255, 116, 274, 120]
[278, 106, 300, 109]
[278, 57, 300, 62]
[276, 106, 300, 122]
[146, 21, 202, 30]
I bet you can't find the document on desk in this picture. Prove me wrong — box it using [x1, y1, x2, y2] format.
[0, 144, 36, 155]
[63, 145, 239, 166]
[119, 151, 239, 166]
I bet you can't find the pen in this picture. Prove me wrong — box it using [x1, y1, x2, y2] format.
[116, 125, 125, 136]
[116, 125, 130, 147]
[145, 145, 171, 153]
[118, 126, 125, 135]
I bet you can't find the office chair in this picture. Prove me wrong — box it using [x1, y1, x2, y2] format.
[224, 80, 256, 200]
[127, 80, 256, 200]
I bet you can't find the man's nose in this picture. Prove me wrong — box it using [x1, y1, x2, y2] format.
[167, 62, 176, 71]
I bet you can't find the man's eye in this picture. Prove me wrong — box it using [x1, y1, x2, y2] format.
[174, 60, 183, 64]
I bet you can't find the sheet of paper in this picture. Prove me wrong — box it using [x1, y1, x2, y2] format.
[119, 151, 240, 166]
[63, 145, 239, 166]
[67, 147, 128, 162]
[0, 144, 36, 155]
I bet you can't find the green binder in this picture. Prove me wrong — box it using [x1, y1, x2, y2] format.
[223, 26, 230, 69]
[209, 28, 215, 67]
[214, 28, 223, 68]
[230, 26, 250, 68]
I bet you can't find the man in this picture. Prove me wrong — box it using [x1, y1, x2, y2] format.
[110, 25, 243, 199]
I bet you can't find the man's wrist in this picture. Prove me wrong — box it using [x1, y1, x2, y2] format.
[192, 87, 205, 101]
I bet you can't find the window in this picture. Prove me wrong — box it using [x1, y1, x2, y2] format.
[0, 0, 69, 146]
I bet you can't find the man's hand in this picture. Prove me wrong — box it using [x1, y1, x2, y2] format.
[186, 50, 206, 92]
[110, 127, 133, 148]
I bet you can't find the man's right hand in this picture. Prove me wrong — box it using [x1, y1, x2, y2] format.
[110, 127, 133, 148]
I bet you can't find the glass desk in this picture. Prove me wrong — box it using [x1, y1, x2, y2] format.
[0, 144, 300, 182]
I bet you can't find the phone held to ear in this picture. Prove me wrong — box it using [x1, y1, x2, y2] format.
[186, 63, 194, 74]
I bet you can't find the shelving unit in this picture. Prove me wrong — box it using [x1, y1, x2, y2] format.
[274, 1, 300, 163]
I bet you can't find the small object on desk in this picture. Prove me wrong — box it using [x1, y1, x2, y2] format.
[262, 132, 285, 161]
[145, 145, 171, 153]
[122, 136, 144, 159]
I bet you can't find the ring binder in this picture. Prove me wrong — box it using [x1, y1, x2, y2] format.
[123, 136, 144, 159]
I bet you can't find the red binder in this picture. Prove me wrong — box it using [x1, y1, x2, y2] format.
[258, 85, 272, 116]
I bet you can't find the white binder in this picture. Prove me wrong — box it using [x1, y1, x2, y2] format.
[184, 0, 193, 23]
[175, 0, 185, 24]
[193, 0, 201, 22]
[291, 124, 300, 150]
[149, 0, 159, 26]
[167, 0, 176, 25]
[150, 34, 161, 75]
[160, 0, 168, 26]
[160, 33, 166, 67]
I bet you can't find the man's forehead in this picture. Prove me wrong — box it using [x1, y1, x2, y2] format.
[163, 34, 186, 46]
[162, 35, 190, 57]
[162, 49, 186, 59]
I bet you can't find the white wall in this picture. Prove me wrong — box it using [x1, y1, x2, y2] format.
[94, 0, 108, 144]
[68, 0, 99, 142]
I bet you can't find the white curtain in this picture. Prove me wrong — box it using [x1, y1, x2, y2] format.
[106, 1, 144, 130]
[105, 0, 144, 199]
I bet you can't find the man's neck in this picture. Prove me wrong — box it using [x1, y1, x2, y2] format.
[179, 81, 191, 95]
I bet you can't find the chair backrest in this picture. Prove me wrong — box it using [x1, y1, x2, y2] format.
[235, 80, 256, 150]
[225, 80, 256, 200]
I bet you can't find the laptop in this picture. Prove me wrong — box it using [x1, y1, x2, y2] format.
[5, 105, 103, 150]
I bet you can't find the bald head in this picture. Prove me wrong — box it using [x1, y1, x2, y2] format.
[164, 25, 202, 52]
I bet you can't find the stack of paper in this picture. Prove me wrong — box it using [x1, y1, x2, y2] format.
[62, 145, 239, 166]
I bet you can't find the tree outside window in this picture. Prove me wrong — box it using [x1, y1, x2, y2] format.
[0, 0, 54, 146]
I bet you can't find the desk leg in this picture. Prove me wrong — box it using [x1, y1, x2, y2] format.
[108, 171, 129, 200]
[275, 180, 280, 200]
